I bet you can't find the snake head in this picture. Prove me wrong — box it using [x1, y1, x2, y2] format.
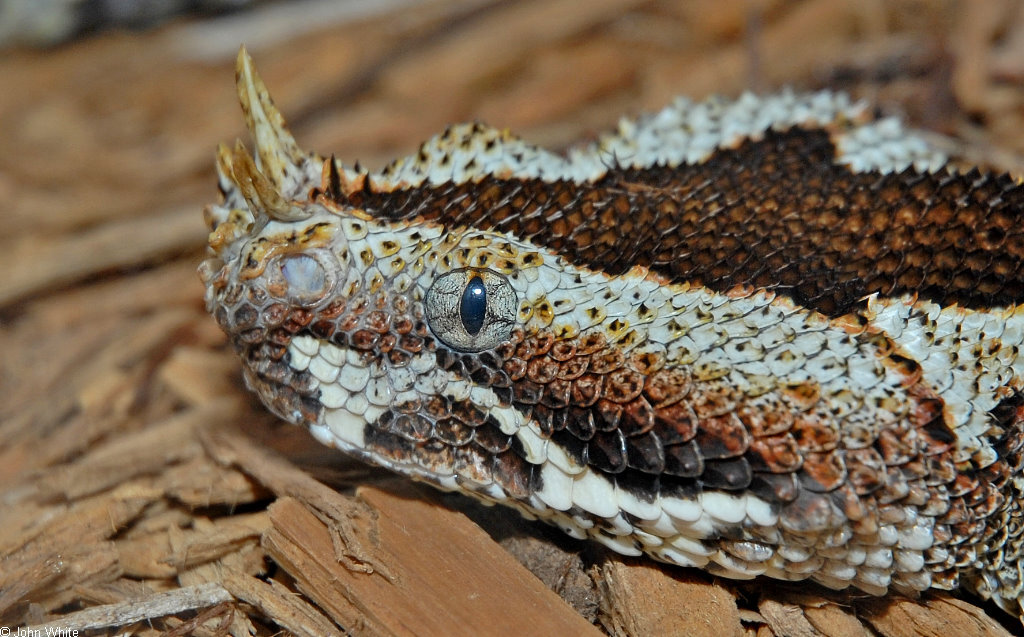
[199, 48, 545, 495]
[200, 48, 346, 424]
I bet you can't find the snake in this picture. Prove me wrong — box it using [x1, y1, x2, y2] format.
[201, 48, 1024, 619]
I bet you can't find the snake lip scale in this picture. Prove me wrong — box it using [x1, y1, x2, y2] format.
[201, 47, 1024, 620]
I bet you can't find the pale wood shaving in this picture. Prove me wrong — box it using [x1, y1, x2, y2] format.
[26, 582, 233, 634]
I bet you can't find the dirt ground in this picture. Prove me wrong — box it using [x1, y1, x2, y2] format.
[3, 1, 1024, 635]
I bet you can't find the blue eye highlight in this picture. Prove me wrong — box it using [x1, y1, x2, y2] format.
[460, 275, 487, 335]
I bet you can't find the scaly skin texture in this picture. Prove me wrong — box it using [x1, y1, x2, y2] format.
[202, 49, 1024, 618]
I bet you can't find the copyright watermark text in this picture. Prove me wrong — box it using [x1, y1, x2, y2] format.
[0, 627, 79, 637]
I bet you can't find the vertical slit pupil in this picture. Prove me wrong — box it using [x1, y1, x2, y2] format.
[460, 276, 487, 336]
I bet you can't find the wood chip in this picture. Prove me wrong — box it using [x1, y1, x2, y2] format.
[15, 399, 236, 505]
[858, 594, 1014, 637]
[157, 346, 242, 407]
[802, 598, 873, 637]
[264, 490, 601, 637]
[758, 597, 822, 637]
[597, 559, 743, 637]
[26, 582, 234, 634]
[220, 566, 343, 637]
[0, 204, 207, 305]
[116, 511, 270, 579]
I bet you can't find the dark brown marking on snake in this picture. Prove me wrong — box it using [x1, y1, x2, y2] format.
[472, 328, 1024, 591]
[334, 128, 1024, 317]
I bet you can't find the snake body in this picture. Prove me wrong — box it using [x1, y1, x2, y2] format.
[202, 50, 1024, 617]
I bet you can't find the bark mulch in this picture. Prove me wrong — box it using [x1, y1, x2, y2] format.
[3, 1, 1023, 634]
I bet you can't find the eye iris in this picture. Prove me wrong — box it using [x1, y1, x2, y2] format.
[425, 268, 516, 352]
[460, 275, 487, 335]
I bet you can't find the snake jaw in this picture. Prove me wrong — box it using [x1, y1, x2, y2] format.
[203, 48, 1024, 620]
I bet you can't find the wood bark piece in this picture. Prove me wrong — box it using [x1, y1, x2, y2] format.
[3, 1, 1024, 634]
[472, 37, 637, 129]
[25, 582, 233, 634]
[116, 511, 270, 579]
[158, 346, 243, 407]
[758, 598, 822, 637]
[1, 482, 153, 568]
[201, 422, 382, 525]
[177, 562, 261, 637]
[0, 308, 203, 486]
[220, 567, 341, 637]
[0, 542, 122, 618]
[857, 595, 1014, 637]
[774, 591, 873, 637]
[950, 1, 1007, 114]
[264, 491, 602, 637]
[27, 400, 229, 502]
[648, 0, 862, 103]
[376, 0, 649, 112]
[0, 204, 206, 305]
[802, 601, 873, 637]
[161, 455, 266, 508]
[596, 559, 743, 637]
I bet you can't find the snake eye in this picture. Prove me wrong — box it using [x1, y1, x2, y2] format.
[264, 250, 336, 306]
[426, 268, 516, 351]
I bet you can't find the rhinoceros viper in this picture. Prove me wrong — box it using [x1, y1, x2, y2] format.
[201, 48, 1024, 618]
